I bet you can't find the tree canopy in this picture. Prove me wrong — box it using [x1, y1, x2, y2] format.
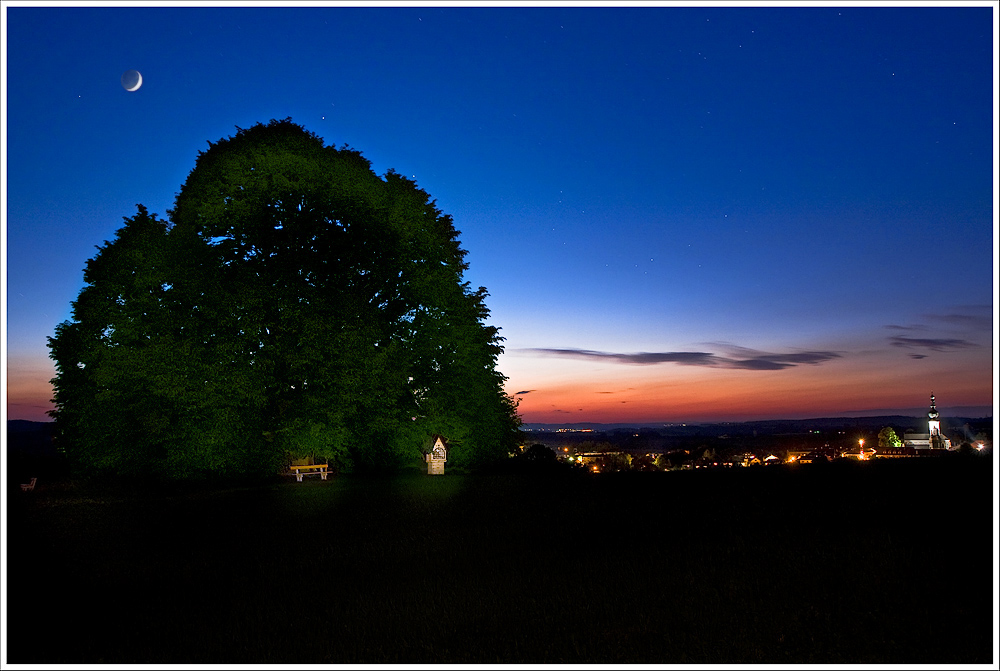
[48, 119, 521, 478]
[877, 427, 903, 449]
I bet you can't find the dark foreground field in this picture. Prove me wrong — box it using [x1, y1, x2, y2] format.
[6, 456, 995, 664]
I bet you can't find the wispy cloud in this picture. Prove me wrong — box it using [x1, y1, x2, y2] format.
[522, 346, 841, 371]
[888, 336, 978, 352]
[885, 324, 927, 332]
[514, 390, 536, 395]
[527, 349, 717, 366]
[885, 306, 992, 334]
[925, 312, 993, 331]
[722, 350, 842, 370]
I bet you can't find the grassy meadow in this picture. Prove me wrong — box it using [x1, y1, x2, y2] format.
[5, 455, 994, 664]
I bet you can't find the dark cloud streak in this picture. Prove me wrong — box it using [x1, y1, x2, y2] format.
[888, 336, 977, 351]
[884, 307, 992, 335]
[925, 313, 993, 331]
[522, 347, 842, 371]
[526, 348, 716, 366]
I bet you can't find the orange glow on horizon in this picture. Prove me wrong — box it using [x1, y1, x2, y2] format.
[6, 356, 57, 422]
[507, 353, 993, 424]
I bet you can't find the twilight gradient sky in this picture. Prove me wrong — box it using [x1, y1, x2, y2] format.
[4, 3, 997, 424]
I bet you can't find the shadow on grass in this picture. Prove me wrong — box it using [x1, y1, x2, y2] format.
[5, 455, 993, 663]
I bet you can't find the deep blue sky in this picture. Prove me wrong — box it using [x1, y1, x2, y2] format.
[4, 4, 996, 423]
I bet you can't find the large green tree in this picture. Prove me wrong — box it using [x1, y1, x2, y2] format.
[49, 119, 520, 477]
[877, 427, 903, 449]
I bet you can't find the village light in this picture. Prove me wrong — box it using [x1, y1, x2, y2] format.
[977, 443, 985, 451]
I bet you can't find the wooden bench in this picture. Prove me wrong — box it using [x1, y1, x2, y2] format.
[21, 477, 37, 492]
[289, 464, 329, 482]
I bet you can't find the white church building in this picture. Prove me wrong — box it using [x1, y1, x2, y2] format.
[903, 393, 953, 452]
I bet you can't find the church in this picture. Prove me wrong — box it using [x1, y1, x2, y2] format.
[902, 393, 953, 452]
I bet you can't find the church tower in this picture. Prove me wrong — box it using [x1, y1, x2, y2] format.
[927, 393, 945, 449]
[903, 393, 951, 451]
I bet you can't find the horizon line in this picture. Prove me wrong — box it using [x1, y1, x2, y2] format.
[9, 405, 995, 427]
[520, 406, 995, 427]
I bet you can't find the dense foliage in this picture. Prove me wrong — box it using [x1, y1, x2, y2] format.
[878, 427, 903, 448]
[48, 119, 520, 477]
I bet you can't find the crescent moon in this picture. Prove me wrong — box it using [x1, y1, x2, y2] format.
[122, 70, 142, 92]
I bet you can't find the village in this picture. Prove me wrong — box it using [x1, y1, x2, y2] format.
[521, 394, 992, 474]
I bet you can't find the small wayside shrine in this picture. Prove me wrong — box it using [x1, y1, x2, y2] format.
[425, 435, 448, 475]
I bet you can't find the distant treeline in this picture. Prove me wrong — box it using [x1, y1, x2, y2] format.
[524, 415, 992, 438]
[524, 416, 993, 457]
[7, 420, 57, 455]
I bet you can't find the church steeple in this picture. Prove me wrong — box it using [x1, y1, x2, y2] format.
[927, 393, 940, 438]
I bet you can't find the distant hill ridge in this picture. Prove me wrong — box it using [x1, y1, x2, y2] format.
[8, 419, 56, 433]
[6, 419, 58, 458]
[8, 412, 993, 444]
[523, 412, 993, 435]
